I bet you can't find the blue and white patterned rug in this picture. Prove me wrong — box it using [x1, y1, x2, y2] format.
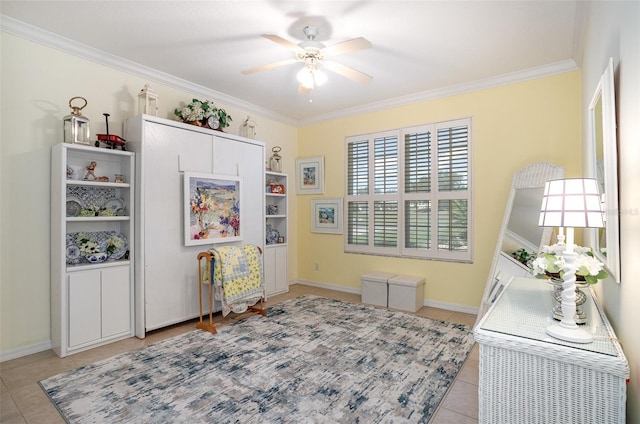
[40, 295, 475, 423]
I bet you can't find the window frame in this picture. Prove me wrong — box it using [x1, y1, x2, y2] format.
[344, 118, 473, 262]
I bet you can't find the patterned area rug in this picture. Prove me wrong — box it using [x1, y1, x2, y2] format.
[40, 295, 475, 423]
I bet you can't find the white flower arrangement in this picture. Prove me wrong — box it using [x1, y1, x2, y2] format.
[106, 236, 124, 255]
[76, 233, 101, 255]
[173, 99, 232, 128]
[531, 243, 608, 284]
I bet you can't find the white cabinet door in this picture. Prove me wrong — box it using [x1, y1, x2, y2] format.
[274, 244, 288, 294]
[264, 247, 277, 295]
[141, 121, 213, 331]
[68, 266, 131, 348]
[68, 270, 101, 347]
[101, 266, 131, 338]
[264, 244, 288, 296]
[212, 135, 265, 249]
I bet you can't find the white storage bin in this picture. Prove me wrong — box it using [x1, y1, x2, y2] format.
[388, 275, 425, 312]
[361, 272, 395, 307]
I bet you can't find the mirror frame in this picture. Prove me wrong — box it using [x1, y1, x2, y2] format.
[588, 57, 620, 283]
[476, 162, 565, 321]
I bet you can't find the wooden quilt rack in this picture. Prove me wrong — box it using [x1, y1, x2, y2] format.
[196, 247, 266, 334]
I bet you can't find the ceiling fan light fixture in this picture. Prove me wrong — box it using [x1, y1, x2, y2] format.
[314, 69, 328, 86]
[244, 25, 371, 93]
[297, 63, 328, 90]
[297, 66, 315, 89]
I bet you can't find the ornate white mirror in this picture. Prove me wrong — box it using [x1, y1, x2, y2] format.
[476, 162, 564, 322]
[588, 57, 620, 283]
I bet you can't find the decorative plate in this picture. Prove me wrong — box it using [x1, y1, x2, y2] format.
[266, 227, 280, 245]
[66, 200, 82, 217]
[107, 233, 128, 260]
[104, 198, 125, 214]
[66, 243, 82, 264]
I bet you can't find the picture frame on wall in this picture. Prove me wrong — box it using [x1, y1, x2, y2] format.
[311, 198, 343, 234]
[183, 172, 242, 246]
[296, 156, 324, 195]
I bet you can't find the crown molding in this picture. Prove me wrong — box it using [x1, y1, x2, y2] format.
[298, 59, 579, 126]
[0, 15, 297, 126]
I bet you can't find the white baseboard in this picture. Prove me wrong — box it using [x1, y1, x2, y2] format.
[1, 340, 52, 363]
[293, 279, 478, 315]
[423, 299, 478, 315]
[292, 279, 361, 295]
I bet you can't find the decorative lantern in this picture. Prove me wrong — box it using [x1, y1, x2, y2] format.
[63, 96, 91, 145]
[269, 146, 282, 173]
[240, 115, 257, 139]
[137, 84, 159, 116]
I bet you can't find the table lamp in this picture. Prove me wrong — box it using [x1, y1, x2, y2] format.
[538, 178, 605, 343]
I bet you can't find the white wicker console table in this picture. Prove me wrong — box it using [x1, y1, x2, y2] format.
[474, 277, 629, 424]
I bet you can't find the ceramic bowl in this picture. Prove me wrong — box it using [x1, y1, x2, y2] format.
[86, 252, 108, 263]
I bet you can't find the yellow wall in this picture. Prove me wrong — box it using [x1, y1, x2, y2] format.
[296, 72, 582, 309]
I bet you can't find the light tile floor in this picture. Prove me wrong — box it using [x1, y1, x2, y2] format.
[0, 284, 478, 423]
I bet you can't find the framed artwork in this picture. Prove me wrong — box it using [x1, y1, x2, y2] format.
[296, 156, 324, 194]
[184, 172, 242, 246]
[311, 198, 343, 234]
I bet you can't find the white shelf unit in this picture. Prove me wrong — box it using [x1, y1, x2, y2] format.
[51, 143, 135, 357]
[265, 171, 289, 296]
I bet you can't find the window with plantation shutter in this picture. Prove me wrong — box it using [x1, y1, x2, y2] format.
[374, 136, 398, 194]
[345, 119, 472, 262]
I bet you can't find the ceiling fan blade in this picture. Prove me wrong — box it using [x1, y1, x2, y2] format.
[241, 59, 297, 75]
[321, 37, 371, 58]
[263, 34, 305, 54]
[323, 60, 373, 85]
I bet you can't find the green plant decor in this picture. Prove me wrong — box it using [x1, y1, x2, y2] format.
[510, 248, 536, 266]
[173, 99, 232, 129]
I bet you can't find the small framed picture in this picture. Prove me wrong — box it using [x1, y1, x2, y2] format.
[311, 198, 343, 234]
[296, 156, 324, 195]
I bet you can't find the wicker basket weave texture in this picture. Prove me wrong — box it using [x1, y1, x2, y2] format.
[474, 277, 628, 424]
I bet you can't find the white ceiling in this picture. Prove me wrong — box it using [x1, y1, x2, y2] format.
[1, 1, 583, 125]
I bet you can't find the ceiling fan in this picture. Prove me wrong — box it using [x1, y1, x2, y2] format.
[241, 25, 372, 93]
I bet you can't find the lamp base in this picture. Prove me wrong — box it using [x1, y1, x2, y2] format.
[546, 322, 593, 344]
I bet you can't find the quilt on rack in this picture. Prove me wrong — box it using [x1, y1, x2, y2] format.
[202, 245, 264, 316]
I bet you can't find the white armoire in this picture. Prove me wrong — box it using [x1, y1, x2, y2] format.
[124, 115, 265, 337]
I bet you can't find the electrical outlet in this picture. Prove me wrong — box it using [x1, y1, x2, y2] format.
[314, 263, 319, 271]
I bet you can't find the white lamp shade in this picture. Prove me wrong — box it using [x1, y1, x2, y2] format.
[297, 67, 314, 89]
[538, 178, 605, 228]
